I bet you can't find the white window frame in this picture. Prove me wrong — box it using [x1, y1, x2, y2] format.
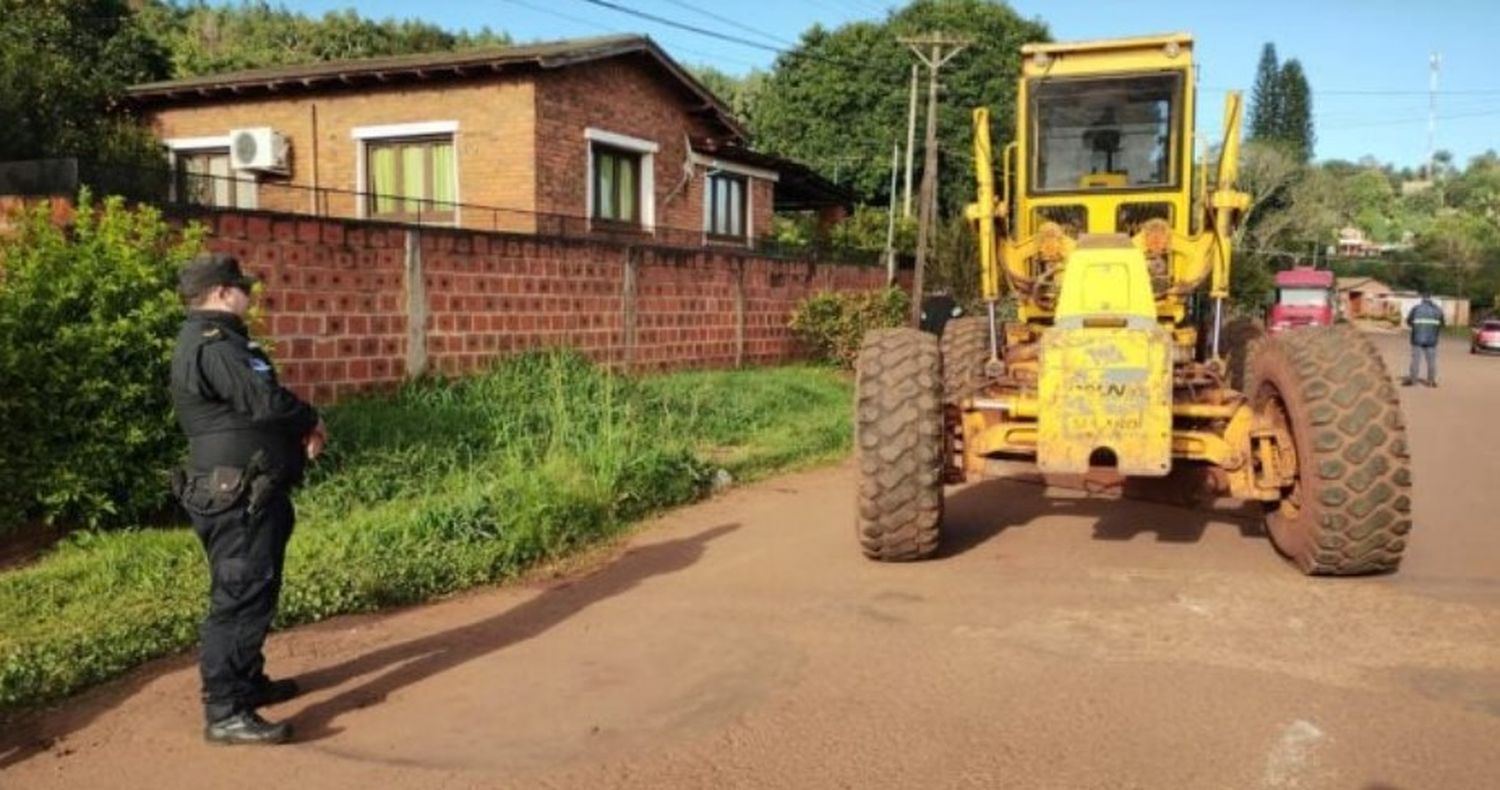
[164, 135, 259, 210]
[352, 121, 461, 226]
[585, 128, 657, 232]
[690, 153, 778, 248]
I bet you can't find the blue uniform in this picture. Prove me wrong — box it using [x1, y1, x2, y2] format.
[1406, 298, 1446, 385]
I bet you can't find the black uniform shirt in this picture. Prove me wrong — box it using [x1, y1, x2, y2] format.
[170, 310, 319, 482]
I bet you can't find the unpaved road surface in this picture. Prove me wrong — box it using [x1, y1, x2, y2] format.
[4, 332, 1499, 789]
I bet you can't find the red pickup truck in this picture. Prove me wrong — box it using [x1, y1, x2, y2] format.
[1266, 266, 1336, 335]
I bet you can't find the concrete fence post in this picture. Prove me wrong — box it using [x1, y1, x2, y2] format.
[621, 246, 639, 371]
[734, 257, 747, 368]
[404, 229, 428, 378]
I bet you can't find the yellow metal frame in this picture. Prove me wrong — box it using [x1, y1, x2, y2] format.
[960, 33, 1274, 495]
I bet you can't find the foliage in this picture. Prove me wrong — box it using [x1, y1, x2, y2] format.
[1247, 43, 1314, 162]
[689, 65, 770, 132]
[0, 354, 856, 709]
[0, 194, 205, 531]
[134, 1, 510, 78]
[1248, 44, 1282, 143]
[789, 288, 911, 366]
[0, 0, 169, 168]
[752, 0, 1049, 212]
[1277, 60, 1315, 163]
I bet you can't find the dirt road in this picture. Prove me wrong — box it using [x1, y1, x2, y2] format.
[4, 332, 1498, 789]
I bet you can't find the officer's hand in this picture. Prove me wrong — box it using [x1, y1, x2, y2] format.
[305, 418, 328, 460]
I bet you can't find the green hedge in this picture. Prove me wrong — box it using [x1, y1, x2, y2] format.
[0, 353, 855, 710]
[0, 193, 204, 531]
[788, 287, 909, 367]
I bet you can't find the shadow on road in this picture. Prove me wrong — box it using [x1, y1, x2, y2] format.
[939, 474, 1264, 559]
[0, 522, 738, 763]
[0, 654, 198, 770]
[287, 521, 739, 742]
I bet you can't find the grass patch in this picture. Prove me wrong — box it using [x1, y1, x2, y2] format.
[0, 353, 853, 710]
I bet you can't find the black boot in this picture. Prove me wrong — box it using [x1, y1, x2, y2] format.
[204, 711, 292, 745]
[248, 677, 301, 708]
[1400, 377, 1415, 387]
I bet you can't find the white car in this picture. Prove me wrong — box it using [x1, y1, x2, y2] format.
[1472, 319, 1500, 354]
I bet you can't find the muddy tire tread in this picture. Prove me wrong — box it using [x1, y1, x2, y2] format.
[1250, 325, 1412, 575]
[854, 329, 945, 561]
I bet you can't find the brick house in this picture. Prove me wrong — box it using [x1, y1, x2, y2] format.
[126, 35, 847, 246]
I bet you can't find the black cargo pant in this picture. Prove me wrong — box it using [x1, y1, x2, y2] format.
[185, 484, 295, 722]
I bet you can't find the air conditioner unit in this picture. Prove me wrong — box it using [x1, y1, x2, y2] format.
[228, 127, 289, 174]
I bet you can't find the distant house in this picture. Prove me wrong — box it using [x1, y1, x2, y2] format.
[1336, 276, 1393, 319]
[125, 35, 848, 246]
[1335, 227, 1379, 258]
[1385, 291, 1471, 329]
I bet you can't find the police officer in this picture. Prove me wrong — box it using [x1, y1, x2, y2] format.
[1403, 292, 1446, 387]
[171, 253, 327, 745]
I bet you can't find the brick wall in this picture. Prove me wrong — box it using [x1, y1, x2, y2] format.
[184, 208, 896, 404]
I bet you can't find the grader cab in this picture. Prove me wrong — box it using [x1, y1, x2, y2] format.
[854, 34, 1412, 574]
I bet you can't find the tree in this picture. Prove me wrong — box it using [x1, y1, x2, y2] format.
[133, 1, 511, 78]
[0, 0, 169, 166]
[1420, 212, 1499, 299]
[1248, 43, 1282, 142]
[688, 65, 769, 131]
[1277, 59, 1314, 162]
[752, 0, 1050, 212]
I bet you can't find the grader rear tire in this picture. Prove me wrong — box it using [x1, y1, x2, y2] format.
[1248, 325, 1413, 575]
[854, 328, 944, 561]
[940, 316, 990, 404]
[1221, 316, 1266, 392]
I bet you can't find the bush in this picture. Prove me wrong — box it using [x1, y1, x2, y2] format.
[0, 353, 855, 709]
[789, 287, 909, 367]
[0, 193, 204, 531]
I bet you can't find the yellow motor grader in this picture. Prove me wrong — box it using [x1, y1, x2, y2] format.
[854, 33, 1411, 574]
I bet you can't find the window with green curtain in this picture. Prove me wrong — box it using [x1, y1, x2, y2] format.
[400, 144, 425, 214]
[367, 136, 456, 223]
[592, 145, 641, 224]
[371, 146, 398, 215]
[431, 141, 455, 207]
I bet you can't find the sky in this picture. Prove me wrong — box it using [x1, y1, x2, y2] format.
[279, 0, 1499, 170]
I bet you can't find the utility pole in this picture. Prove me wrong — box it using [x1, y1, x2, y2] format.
[1427, 51, 1440, 181]
[886, 142, 900, 285]
[903, 64, 919, 218]
[900, 34, 970, 327]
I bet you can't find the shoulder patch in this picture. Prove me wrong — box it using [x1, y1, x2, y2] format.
[247, 357, 274, 377]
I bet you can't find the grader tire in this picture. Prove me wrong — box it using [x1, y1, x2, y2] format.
[1221, 316, 1267, 392]
[940, 316, 991, 404]
[1248, 325, 1413, 575]
[855, 328, 945, 561]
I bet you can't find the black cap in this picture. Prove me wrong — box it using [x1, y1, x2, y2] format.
[178, 253, 258, 300]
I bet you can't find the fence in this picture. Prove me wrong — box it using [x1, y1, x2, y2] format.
[0, 158, 892, 267]
[171, 206, 902, 404]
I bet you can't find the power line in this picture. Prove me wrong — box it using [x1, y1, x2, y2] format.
[1205, 84, 1500, 97]
[575, 0, 790, 55]
[1321, 106, 1500, 130]
[652, 0, 798, 49]
[571, 0, 890, 72]
[499, 0, 762, 69]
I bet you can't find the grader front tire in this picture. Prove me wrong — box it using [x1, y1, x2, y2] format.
[854, 329, 945, 561]
[1248, 325, 1413, 575]
[940, 316, 991, 404]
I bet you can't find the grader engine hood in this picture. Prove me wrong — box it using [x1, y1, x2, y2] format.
[1036, 239, 1174, 476]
